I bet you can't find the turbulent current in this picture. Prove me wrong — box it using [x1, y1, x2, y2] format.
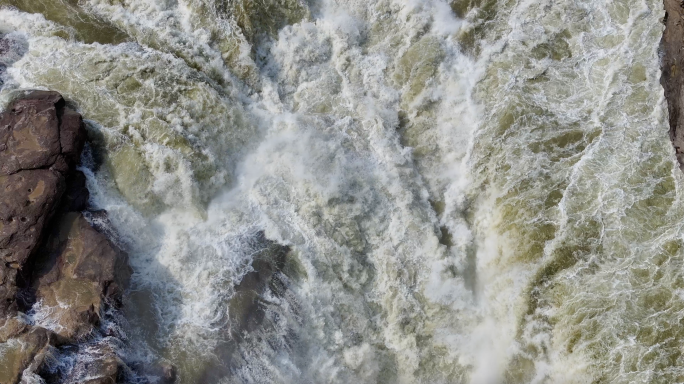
[0, 0, 678, 383]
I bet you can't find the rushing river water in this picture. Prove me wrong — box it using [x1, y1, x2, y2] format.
[0, 0, 679, 383]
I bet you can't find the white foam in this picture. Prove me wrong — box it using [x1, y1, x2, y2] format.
[0, 0, 677, 382]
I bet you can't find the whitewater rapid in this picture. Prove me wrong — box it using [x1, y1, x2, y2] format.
[0, 0, 678, 383]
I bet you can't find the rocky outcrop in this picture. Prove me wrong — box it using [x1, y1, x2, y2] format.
[0, 91, 132, 384]
[661, 0, 684, 168]
[62, 344, 126, 384]
[0, 91, 85, 318]
[0, 326, 59, 384]
[29, 212, 131, 341]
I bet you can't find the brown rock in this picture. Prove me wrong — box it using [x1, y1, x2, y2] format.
[661, 0, 684, 169]
[0, 170, 64, 265]
[0, 91, 87, 318]
[0, 316, 28, 343]
[30, 212, 131, 341]
[0, 94, 62, 175]
[0, 327, 57, 384]
[0, 167, 65, 318]
[0, 90, 132, 383]
[64, 345, 123, 384]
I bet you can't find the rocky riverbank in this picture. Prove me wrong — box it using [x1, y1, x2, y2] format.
[0, 91, 138, 384]
[661, 0, 684, 168]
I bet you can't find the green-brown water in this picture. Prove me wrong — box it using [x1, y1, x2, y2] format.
[0, 0, 678, 383]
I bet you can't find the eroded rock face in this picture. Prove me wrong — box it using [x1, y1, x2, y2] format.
[0, 91, 134, 384]
[0, 171, 63, 263]
[30, 212, 131, 341]
[0, 326, 59, 384]
[0, 92, 63, 174]
[661, 0, 684, 168]
[0, 91, 85, 319]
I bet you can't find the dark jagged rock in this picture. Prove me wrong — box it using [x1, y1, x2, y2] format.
[661, 0, 684, 169]
[7, 91, 85, 171]
[0, 91, 134, 384]
[0, 170, 64, 296]
[0, 91, 85, 318]
[29, 212, 131, 341]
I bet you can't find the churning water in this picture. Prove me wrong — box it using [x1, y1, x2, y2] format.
[0, 0, 678, 383]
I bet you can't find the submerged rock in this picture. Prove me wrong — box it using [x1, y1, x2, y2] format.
[0, 91, 135, 384]
[196, 233, 292, 383]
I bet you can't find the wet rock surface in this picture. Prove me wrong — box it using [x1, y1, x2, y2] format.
[197, 234, 292, 383]
[0, 326, 58, 384]
[62, 345, 125, 384]
[27, 212, 132, 342]
[0, 91, 84, 318]
[0, 168, 64, 313]
[0, 91, 134, 384]
[661, 0, 684, 168]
